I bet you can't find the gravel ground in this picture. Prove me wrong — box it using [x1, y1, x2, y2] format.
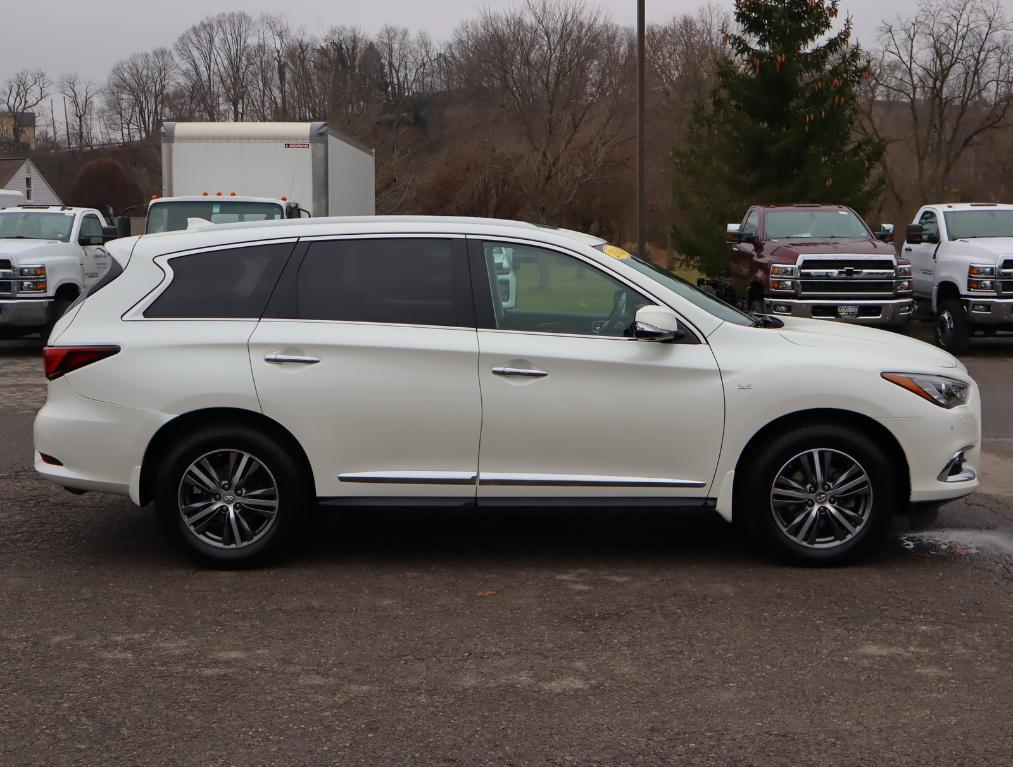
[1, 329, 1011, 767]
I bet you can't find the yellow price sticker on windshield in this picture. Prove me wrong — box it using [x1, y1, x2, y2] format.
[602, 244, 632, 260]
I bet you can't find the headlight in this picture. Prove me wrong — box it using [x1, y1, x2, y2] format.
[882, 372, 970, 409]
[18, 265, 46, 278]
[968, 265, 995, 277]
[20, 279, 47, 292]
[895, 264, 912, 278]
[770, 264, 797, 277]
[967, 265, 996, 292]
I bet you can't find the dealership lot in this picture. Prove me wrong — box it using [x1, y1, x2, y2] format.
[1, 330, 1011, 766]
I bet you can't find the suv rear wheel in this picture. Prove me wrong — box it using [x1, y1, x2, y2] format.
[741, 424, 897, 564]
[154, 425, 308, 567]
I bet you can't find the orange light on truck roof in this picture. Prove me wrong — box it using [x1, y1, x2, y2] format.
[281, 196, 288, 201]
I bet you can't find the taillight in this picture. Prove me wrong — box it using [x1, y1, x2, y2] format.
[43, 346, 120, 381]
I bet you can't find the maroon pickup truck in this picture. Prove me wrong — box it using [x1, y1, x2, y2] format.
[725, 204, 913, 327]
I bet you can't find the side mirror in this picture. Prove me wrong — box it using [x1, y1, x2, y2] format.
[633, 305, 683, 342]
[726, 224, 741, 243]
[905, 224, 923, 245]
[116, 216, 132, 238]
[78, 234, 103, 246]
[101, 226, 119, 243]
[876, 224, 895, 242]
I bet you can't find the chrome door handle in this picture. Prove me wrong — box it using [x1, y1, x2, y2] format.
[264, 354, 320, 365]
[492, 366, 548, 378]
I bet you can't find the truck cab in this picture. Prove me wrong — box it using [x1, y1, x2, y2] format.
[904, 202, 1013, 353]
[726, 204, 911, 327]
[0, 205, 114, 339]
[144, 195, 302, 234]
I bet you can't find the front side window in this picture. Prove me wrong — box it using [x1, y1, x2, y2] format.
[480, 242, 651, 337]
[742, 209, 760, 236]
[765, 209, 871, 240]
[80, 215, 103, 240]
[919, 210, 940, 241]
[0, 211, 74, 241]
[144, 242, 292, 319]
[943, 209, 1013, 240]
[282, 238, 468, 327]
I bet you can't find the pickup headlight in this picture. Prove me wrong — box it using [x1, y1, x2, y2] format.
[895, 264, 912, 278]
[968, 264, 996, 292]
[882, 372, 970, 409]
[770, 264, 797, 277]
[18, 265, 46, 278]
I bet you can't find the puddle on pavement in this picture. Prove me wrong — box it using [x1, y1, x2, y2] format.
[898, 528, 1013, 558]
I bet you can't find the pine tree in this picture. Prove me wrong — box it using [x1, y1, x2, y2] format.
[672, 0, 884, 276]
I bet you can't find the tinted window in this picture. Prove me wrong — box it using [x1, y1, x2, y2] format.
[80, 215, 103, 239]
[144, 243, 291, 319]
[919, 210, 940, 240]
[286, 238, 466, 327]
[482, 242, 650, 337]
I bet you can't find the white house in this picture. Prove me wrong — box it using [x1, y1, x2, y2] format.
[0, 157, 62, 206]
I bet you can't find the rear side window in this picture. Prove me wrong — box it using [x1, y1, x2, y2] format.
[144, 243, 292, 319]
[279, 238, 470, 327]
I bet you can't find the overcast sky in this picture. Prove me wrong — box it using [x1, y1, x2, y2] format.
[3, 0, 916, 83]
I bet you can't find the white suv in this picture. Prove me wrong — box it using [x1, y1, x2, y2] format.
[34, 217, 981, 566]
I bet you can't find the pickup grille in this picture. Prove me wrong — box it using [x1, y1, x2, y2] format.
[798, 257, 900, 298]
[0, 260, 13, 296]
[1000, 259, 1013, 296]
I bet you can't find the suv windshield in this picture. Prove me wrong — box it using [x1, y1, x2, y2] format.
[146, 201, 285, 233]
[0, 211, 75, 241]
[765, 209, 870, 240]
[943, 209, 1013, 240]
[596, 245, 754, 327]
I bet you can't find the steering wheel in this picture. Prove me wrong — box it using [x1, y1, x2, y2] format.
[601, 290, 630, 336]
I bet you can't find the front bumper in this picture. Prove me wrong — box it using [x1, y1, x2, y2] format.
[765, 297, 913, 327]
[0, 298, 52, 328]
[964, 297, 1013, 327]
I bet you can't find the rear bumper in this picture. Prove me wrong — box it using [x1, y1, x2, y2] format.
[964, 297, 1013, 326]
[765, 297, 913, 327]
[0, 298, 52, 328]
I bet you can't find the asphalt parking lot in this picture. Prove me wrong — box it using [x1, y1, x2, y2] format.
[1, 327, 1011, 766]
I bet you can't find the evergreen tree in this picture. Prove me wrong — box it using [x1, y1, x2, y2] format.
[673, 0, 884, 276]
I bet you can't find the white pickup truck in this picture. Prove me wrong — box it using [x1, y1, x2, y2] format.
[904, 202, 1013, 353]
[0, 205, 113, 339]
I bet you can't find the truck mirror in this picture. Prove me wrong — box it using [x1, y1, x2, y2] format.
[725, 224, 741, 243]
[116, 216, 132, 238]
[78, 234, 104, 246]
[876, 224, 895, 243]
[101, 226, 119, 243]
[905, 224, 923, 245]
[285, 202, 301, 219]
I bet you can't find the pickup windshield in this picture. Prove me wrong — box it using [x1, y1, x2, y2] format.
[146, 201, 285, 233]
[765, 209, 870, 240]
[0, 211, 75, 241]
[943, 209, 1013, 240]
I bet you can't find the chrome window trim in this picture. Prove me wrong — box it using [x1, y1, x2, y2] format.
[122, 237, 300, 321]
[468, 234, 707, 344]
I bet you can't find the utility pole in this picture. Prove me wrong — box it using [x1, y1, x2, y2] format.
[636, 0, 646, 260]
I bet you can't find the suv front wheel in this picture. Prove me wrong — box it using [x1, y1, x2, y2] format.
[741, 424, 897, 564]
[154, 425, 308, 567]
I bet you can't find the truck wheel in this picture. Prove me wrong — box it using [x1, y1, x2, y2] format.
[153, 425, 309, 568]
[740, 424, 897, 565]
[935, 299, 970, 354]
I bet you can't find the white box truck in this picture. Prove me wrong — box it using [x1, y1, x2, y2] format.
[146, 121, 375, 233]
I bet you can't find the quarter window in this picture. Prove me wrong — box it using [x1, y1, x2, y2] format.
[283, 238, 468, 327]
[480, 242, 650, 337]
[144, 243, 292, 319]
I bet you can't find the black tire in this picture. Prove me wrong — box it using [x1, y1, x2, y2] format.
[934, 299, 970, 355]
[153, 424, 309, 568]
[905, 503, 940, 531]
[740, 424, 898, 565]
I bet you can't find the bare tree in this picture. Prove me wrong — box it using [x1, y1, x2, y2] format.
[59, 74, 98, 147]
[107, 48, 174, 140]
[175, 17, 222, 120]
[2, 69, 49, 146]
[864, 0, 1013, 206]
[448, 0, 633, 222]
[215, 11, 258, 121]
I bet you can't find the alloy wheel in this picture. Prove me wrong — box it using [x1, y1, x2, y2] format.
[770, 448, 873, 549]
[177, 449, 280, 549]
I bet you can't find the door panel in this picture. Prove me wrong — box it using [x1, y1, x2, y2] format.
[476, 332, 724, 499]
[250, 321, 481, 498]
[907, 211, 939, 296]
